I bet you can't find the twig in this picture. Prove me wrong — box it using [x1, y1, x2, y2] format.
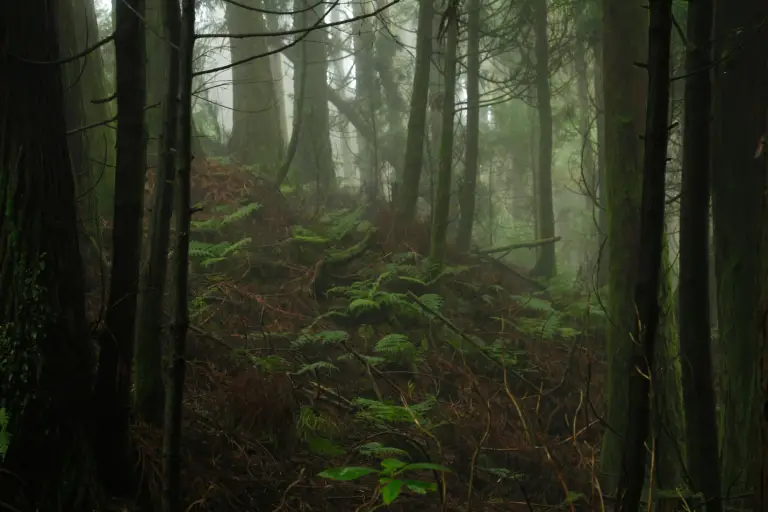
[272, 466, 305, 512]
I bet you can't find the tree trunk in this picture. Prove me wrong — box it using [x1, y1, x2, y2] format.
[396, 0, 433, 223]
[530, 0, 556, 278]
[711, 0, 768, 499]
[677, 0, 722, 507]
[134, 0, 181, 426]
[428, 5, 458, 267]
[226, 0, 285, 169]
[293, 0, 335, 194]
[58, 0, 117, 225]
[456, 0, 481, 252]
[162, 1, 194, 509]
[353, 0, 380, 201]
[616, 1, 672, 508]
[598, 0, 648, 494]
[0, 0, 97, 508]
[93, 0, 147, 493]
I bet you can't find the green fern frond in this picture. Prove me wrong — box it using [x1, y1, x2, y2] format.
[352, 397, 437, 426]
[291, 330, 349, 348]
[417, 293, 444, 313]
[510, 294, 554, 312]
[294, 361, 339, 375]
[374, 334, 413, 354]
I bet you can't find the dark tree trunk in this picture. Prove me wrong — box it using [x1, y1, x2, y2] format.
[93, 0, 147, 493]
[0, 0, 97, 508]
[616, 0, 672, 509]
[134, 0, 181, 425]
[677, 0, 722, 508]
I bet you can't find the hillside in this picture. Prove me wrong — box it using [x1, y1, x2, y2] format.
[129, 159, 608, 511]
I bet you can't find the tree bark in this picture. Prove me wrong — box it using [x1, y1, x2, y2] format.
[0, 0, 97, 508]
[456, 0, 481, 252]
[530, 0, 556, 278]
[616, 1, 672, 509]
[428, 4, 458, 267]
[677, 0, 722, 508]
[93, 0, 147, 493]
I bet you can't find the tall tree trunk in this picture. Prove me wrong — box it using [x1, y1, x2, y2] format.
[293, 0, 335, 194]
[353, 0, 379, 201]
[677, 0, 722, 508]
[162, 0, 194, 509]
[396, 0, 433, 223]
[134, 0, 181, 426]
[712, 0, 768, 499]
[146, 0, 165, 168]
[226, 0, 285, 169]
[0, 1, 98, 508]
[58, 0, 117, 224]
[616, 1, 672, 508]
[428, 5, 458, 267]
[93, 0, 147, 493]
[599, 0, 648, 495]
[530, 0, 556, 278]
[574, 22, 597, 274]
[456, 0, 481, 252]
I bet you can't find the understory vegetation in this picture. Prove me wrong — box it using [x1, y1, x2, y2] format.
[154, 161, 605, 510]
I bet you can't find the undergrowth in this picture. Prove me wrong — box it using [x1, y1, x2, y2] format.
[161, 171, 608, 511]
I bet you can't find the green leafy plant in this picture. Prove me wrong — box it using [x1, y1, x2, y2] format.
[319, 458, 451, 508]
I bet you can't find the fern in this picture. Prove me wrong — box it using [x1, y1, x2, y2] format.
[192, 202, 261, 232]
[291, 225, 329, 244]
[510, 294, 554, 313]
[291, 330, 349, 349]
[352, 397, 437, 427]
[293, 361, 339, 375]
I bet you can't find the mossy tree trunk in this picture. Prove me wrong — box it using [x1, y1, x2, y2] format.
[0, 0, 98, 508]
[711, 0, 768, 500]
[598, 0, 648, 495]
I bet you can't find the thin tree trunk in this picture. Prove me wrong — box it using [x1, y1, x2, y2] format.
[456, 0, 481, 252]
[395, 0, 433, 223]
[530, 0, 556, 278]
[134, 0, 181, 425]
[162, 0, 194, 509]
[428, 5, 458, 267]
[93, 0, 147, 493]
[616, 0, 672, 508]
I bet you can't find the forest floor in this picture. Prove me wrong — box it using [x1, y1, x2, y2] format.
[99, 159, 609, 511]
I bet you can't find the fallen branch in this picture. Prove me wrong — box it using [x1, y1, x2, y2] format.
[476, 236, 562, 255]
